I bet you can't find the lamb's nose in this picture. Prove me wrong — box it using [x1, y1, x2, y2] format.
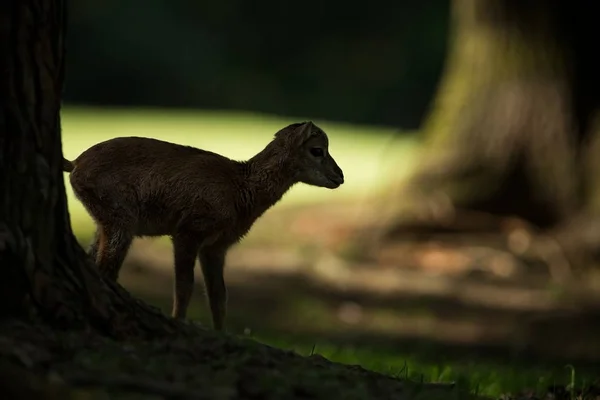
[336, 167, 344, 184]
[332, 174, 344, 185]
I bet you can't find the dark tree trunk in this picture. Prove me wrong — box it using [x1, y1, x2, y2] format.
[383, 0, 600, 266]
[0, 0, 185, 338]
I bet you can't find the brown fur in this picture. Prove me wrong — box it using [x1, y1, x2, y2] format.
[62, 121, 344, 331]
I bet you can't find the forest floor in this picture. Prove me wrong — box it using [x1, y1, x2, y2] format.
[91, 199, 600, 400]
[0, 319, 467, 400]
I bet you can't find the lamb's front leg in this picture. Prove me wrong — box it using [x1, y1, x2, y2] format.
[199, 247, 227, 331]
[171, 235, 199, 319]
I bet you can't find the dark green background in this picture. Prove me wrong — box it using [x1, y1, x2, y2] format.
[66, 0, 449, 128]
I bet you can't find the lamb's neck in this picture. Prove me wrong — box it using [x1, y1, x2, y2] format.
[242, 143, 297, 211]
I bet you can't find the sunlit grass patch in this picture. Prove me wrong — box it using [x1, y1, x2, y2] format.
[248, 334, 599, 399]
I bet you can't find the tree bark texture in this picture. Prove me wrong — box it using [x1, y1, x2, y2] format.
[0, 0, 187, 338]
[392, 0, 600, 244]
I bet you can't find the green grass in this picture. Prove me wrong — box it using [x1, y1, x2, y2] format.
[254, 335, 599, 399]
[61, 105, 419, 238]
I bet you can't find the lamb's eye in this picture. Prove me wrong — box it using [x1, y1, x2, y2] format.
[310, 147, 324, 157]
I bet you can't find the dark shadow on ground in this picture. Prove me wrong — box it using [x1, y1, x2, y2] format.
[119, 260, 600, 375]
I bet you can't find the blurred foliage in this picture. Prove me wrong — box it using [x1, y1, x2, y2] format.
[66, 0, 449, 128]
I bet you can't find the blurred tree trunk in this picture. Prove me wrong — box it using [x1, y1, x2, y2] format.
[385, 0, 600, 266]
[0, 0, 182, 337]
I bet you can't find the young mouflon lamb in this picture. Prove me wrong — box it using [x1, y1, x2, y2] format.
[62, 121, 344, 331]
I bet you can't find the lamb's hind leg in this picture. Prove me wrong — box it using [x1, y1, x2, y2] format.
[88, 227, 100, 262]
[95, 224, 133, 282]
[171, 235, 199, 319]
[199, 247, 227, 331]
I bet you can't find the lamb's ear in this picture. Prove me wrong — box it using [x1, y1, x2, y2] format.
[274, 121, 315, 147]
[274, 122, 304, 140]
[295, 121, 315, 144]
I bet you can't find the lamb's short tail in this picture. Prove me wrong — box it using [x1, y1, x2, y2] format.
[62, 157, 75, 173]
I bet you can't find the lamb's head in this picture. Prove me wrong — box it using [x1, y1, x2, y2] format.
[275, 121, 344, 189]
